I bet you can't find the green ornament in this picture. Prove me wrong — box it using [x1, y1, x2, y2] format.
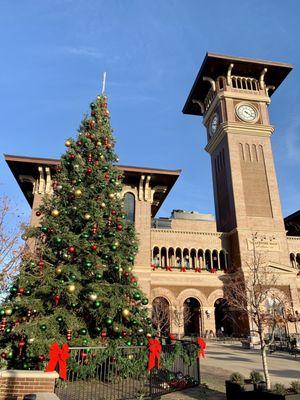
[56, 316, 63, 323]
[110, 178, 116, 184]
[128, 256, 134, 262]
[40, 324, 47, 331]
[100, 183, 106, 189]
[132, 282, 138, 287]
[95, 272, 102, 280]
[133, 292, 141, 301]
[10, 286, 18, 294]
[96, 233, 103, 240]
[80, 328, 87, 335]
[70, 274, 76, 281]
[90, 102, 96, 109]
[0, 309, 5, 316]
[71, 303, 77, 308]
[126, 340, 132, 346]
[95, 327, 101, 334]
[7, 351, 13, 359]
[30, 261, 35, 267]
[23, 362, 29, 369]
[103, 254, 109, 260]
[25, 288, 31, 296]
[54, 237, 62, 244]
[141, 298, 149, 305]
[13, 305, 20, 311]
[105, 317, 113, 326]
[138, 341, 144, 346]
[82, 339, 88, 345]
[85, 261, 92, 268]
[111, 245, 117, 251]
[102, 166, 108, 172]
[5, 327, 12, 334]
[113, 265, 120, 272]
[82, 233, 89, 239]
[41, 226, 48, 233]
[131, 319, 138, 326]
[94, 301, 101, 308]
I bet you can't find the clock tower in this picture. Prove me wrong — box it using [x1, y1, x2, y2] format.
[183, 53, 293, 269]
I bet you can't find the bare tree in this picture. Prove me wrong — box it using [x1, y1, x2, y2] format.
[225, 242, 291, 390]
[151, 297, 170, 336]
[172, 305, 192, 339]
[0, 196, 25, 292]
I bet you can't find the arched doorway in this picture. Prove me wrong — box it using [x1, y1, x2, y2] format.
[152, 297, 170, 337]
[214, 298, 232, 337]
[183, 297, 201, 337]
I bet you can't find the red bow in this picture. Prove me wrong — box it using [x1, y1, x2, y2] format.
[147, 338, 162, 371]
[165, 266, 172, 271]
[45, 342, 69, 380]
[180, 267, 186, 272]
[197, 337, 206, 358]
[195, 267, 201, 273]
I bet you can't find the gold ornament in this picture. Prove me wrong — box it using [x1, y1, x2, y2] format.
[84, 213, 91, 220]
[114, 241, 119, 247]
[100, 202, 106, 208]
[146, 333, 152, 338]
[65, 140, 71, 147]
[51, 209, 60, 217]
[108, 193, 114, 199]
[113, 324, 120, 332]
[5, 308, 12, 316]
[28, 337, 35, 343]
[89, 293, 97, 301]
[128, 354, 134, 360]
[74, 189, 83, 198]
[100, 154, 105, 160]
[67, 284, 76, 293]
[127, 266, 132, 272]
[122, 309, 130, 318]
[55, 266, 63, 275]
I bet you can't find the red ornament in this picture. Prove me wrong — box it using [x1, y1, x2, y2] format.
[68, 246, 75, 254]
[130, 277, 136, 283]
[101, 331, 107, 338]
[0, 318, 7, 331]
[87, 167, 93, 174]
[87, 153, 93, 162]
[19, 337, 26, 355]
[69, 154, 76, 160]
[121, 331, 127, 337]
[90, 244, 97, 251]
[117, 175, 123, 180]
[104, 173, 110, 181]
[76, 141, 82, 146]
[80, 351, 88, 359]
[123, 272, 130, 278]
[111, 210, 117, 216]
[89, 120, 95, 129]
[89, 133, 95, 140]
[53, 294, 60, 306]
[1, 352, 7, 359]
[18, 287, 25, 294]
[91, 111, 96, 117]
[38, 355, 46, 362]
[117, 224, 123, 231]
[106, 143, 112, 149]
[38, 259, 45, 269]
[36, 211, 41, 217]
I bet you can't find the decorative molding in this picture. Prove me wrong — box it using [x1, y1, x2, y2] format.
[138, 175, 145, 201]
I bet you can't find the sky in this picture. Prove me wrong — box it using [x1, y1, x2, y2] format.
[0, 0, 299, 223]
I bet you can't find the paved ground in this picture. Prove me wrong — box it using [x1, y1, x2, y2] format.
[161, 341, 300, 399]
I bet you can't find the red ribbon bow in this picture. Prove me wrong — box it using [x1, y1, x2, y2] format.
[45, 342, 69, 380]
[147, 338, 162, 371]
[195, 267, 201, 273]
[165, 266, 172, 271]
[180, 267, 186, 272]
[197, 337, 206, 358]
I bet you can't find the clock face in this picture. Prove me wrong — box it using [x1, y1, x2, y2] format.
[236, 104, 257, 122]
[209, 113, 219, 136]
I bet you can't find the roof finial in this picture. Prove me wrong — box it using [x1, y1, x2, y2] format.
[102, 72, 107, 94]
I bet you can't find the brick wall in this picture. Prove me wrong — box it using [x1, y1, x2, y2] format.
[0, 370, 58, 400]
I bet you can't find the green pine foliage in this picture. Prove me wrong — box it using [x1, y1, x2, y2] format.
[0, 95, 153, 369]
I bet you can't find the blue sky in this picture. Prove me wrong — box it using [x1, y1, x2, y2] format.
[0, 0, 299, 222]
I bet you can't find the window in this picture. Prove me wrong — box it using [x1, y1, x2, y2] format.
[124, 192, 135, 224]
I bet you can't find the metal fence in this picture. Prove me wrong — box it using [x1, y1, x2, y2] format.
[55, 342, 200, 400]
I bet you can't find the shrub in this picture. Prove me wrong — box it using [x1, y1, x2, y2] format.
[290, 381, 300, 394]
[272, 383, 286, 395]
[250, 370, 264, 384]
[229, 372, 245, 386]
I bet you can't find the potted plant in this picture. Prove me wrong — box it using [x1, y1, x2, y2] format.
[250, 370, 266, 392]
[226, 372, 254, 400]
[263, 382, 300, 399]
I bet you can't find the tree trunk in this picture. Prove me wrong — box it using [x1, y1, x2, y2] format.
[260, 339, 271, 390]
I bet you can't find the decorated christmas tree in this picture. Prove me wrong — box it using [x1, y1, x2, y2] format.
[0, 94, 152, 369]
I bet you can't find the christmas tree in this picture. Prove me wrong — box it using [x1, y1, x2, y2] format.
[0, 94, 152, 369]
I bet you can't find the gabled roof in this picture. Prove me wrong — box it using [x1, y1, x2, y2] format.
[4, 154, 181, 217]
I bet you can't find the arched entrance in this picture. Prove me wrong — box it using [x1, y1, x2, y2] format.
[214, 298, 233, 337]
[152, 297, 170, 336]
[183, 297, 201, 337]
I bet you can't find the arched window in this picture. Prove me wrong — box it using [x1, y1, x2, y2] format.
[123, 192, 135, 224]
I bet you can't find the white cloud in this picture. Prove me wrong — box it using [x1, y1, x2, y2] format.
[62, 46, 104, 59]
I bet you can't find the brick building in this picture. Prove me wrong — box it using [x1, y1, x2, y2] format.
[5, 53, 300, 338]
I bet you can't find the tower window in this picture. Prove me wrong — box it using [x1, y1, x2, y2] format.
[123, 192, 135, 224]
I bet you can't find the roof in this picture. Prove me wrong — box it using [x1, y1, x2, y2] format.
[183, 52, 293, 116]
[4, 154, 181, 217]
[284, 210, 300, 237]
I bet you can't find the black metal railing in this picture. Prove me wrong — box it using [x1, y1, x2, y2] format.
[55, 342, 200, 400]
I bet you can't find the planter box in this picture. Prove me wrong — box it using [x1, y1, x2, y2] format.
[225, 380, 255, 400]
[262, 393, 300, 400]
